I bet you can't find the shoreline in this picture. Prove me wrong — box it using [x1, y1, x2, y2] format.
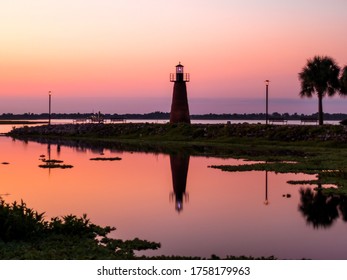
[6, 122, 347, 145]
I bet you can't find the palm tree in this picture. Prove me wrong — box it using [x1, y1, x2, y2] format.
[298, 56, 340, 125]
[298, 187, 339, 228]
[340, 65, 347, 94]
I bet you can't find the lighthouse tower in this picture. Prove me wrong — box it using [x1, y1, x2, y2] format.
[170, 63, 191, 124]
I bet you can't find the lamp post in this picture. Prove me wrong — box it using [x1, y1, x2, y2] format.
[48, 91, 52, 126]
[265, 80, 270, 125]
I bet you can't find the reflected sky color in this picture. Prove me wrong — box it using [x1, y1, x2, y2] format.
[1, 1, 347, 114]
[1, 136, 347, 259]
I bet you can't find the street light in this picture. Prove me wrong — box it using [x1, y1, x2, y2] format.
[265, 80, 270, 125]
[48, 91, 52, 125]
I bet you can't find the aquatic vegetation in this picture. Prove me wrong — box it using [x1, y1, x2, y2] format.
[38, 163, 73, 169]
[41, 159, 64, 163]
[89, 157, 122, 161]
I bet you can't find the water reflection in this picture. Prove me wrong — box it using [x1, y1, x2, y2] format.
[169, 154, 190, 213]
[5, 136, 347, 258]
[47, 143, 51, 174]
[298, 186, 347, 228]
[264, 171, 269, 205]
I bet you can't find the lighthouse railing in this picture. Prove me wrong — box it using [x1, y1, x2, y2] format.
[170, 73, 190, 82]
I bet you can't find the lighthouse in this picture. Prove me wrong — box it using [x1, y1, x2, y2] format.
[169, 62, 191, 124]
[169, 154, 190, 212]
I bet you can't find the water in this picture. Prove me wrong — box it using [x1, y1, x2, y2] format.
[1, 136, 347, 259]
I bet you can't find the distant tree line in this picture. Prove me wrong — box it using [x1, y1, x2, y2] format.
[1, 111, 347, 121]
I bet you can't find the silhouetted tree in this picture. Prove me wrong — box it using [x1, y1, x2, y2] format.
[298, 187, 339, 228]
[298, 56, 340, 125]
[340, 65, 347, 94]
[338, 195, 347, 222]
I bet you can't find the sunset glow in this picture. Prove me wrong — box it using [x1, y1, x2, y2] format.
[1, 0, 347, 114]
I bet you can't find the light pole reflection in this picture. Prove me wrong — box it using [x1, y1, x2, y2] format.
[264, 170, 269, 205]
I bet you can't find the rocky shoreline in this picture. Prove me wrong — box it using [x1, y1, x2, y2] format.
[7, 122, 347, 143]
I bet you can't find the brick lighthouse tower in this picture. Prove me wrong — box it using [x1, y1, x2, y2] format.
[170, 62, 191, 123]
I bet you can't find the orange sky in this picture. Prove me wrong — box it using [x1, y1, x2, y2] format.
[1, 0, 347, 114]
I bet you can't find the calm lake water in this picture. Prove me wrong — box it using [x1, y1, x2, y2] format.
[1, 135, 347, 259]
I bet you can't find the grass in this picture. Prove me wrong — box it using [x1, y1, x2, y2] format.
[209, 143, 347, 195]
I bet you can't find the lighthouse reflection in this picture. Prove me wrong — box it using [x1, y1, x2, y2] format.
[169, 154, 190, 213]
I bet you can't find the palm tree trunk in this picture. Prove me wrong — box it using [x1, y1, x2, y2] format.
[318, 94, 323, 125]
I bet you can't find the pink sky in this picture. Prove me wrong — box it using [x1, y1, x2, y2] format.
[1, 0, 347, 114]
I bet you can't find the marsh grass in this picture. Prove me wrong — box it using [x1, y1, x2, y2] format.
[210, 144, 347, 195]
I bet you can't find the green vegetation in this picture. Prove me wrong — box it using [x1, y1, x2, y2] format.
[210, 143, 347, 195]
[0, 199, 160, 259]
